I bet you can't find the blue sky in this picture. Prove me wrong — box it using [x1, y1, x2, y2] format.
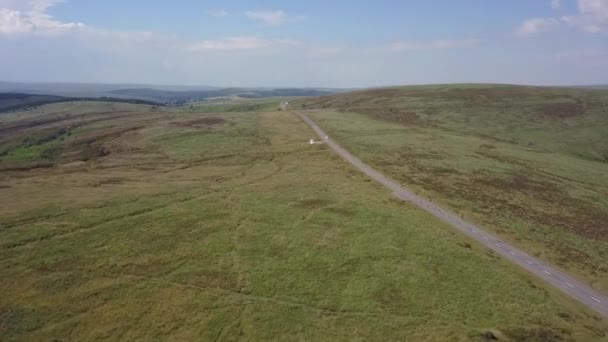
[0, 0, 607, 87]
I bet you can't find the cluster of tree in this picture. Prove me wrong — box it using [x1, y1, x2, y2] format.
[0, 93, 163, 113]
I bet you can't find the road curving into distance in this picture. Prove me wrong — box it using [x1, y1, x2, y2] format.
[294, 110, 608, 319]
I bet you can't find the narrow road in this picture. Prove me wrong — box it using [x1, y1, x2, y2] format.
[294, 111, 608, 319]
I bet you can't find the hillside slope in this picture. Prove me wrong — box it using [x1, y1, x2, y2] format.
[299, 84, 608, 162]
[296, 84, 608, 291]
[292, 85, 608, 291]
[0, 93, 162, 114]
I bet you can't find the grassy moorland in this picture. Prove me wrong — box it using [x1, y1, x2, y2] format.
[297, 84, 608, 293]
[188, 96, 295, 113]
[0, 101, 606, 340]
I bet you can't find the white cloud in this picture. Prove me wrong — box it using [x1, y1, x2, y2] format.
[0, 0, 171, 51]
[562, 0, 608, 32]
[206, 9, 228, 17]
[0, 8, 30, 34]
[0, 0, 84, 35]
[187, 37, 280, 52]
[551, 0, 561, 10]
[245, 10, 286, 25]
[186, 37, 302, 52]
[0, 0, 60, 12]
[515, 17, 559, 36]
[389, 38, 481, 52]
[518, 0, 608, 35]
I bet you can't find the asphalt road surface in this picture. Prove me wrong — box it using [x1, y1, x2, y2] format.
[295, 111, 608, 319]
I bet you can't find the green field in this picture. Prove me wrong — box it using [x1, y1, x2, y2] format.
[296, 84, 608, 294]
[0, 100, 607, 340]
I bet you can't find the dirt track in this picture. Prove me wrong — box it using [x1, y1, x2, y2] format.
[294, 110, 608, 319]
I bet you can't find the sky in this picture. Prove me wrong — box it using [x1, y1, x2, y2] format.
[0, 0, 607, 87]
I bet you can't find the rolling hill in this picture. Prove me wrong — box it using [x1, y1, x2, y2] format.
[107, 87, 335, 103]
[295, 84, 608, 293]
[0, 82, 338, 104]
[1, 98, 606, 340]
[0, 82, 219, 98]
[0, 93, 162, 113]
[298, 84, 608, 162]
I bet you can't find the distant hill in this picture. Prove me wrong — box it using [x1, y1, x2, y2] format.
[0, 82, 219, 98]
[0, 82, 339, 103]
[574, 85, 608, 90]
[237, 88, 338, 98]
[107, 88, 335, 103]
[0, 93, 162, 113]
[106, 88, 237, 103]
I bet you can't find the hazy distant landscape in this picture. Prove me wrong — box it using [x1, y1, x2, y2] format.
[0, 82, 339, 104]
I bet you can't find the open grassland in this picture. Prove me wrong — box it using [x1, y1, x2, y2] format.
[1, 101, 607, 341]
[188, 96, 296, 114]
[298, 84, 608, 293]
[298, 84, 608, 161]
